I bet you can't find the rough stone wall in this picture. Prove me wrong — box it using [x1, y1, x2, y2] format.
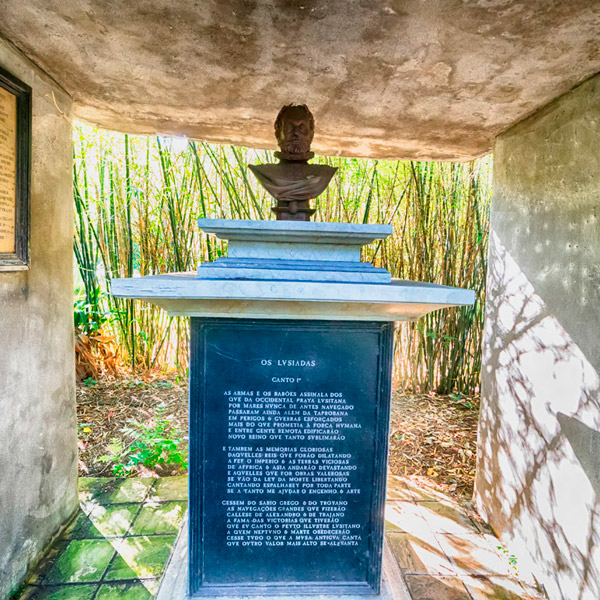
[0, 39, 76, 598]
[475, 75, 600, 600]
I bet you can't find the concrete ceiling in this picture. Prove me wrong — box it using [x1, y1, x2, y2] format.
[1, 0, 600, 160]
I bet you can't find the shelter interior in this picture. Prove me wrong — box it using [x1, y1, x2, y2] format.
[0, 2, 599, 599]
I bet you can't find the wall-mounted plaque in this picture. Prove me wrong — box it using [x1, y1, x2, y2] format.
[0, 66, 31, 270]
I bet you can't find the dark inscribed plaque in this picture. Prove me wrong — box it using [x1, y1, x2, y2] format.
[189, 319, 394, 597]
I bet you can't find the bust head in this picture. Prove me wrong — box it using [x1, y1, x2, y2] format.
[274, 104, 315, 160]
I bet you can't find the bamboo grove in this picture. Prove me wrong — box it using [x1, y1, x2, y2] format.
[73, 124, 492, 394]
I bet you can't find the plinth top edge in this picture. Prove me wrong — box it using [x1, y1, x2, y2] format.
[111, 273, 475, 306]
[111, 274, 475, 321]
[198, 218, 393, 245]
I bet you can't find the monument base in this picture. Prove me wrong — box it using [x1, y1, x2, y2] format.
[110, 218, 474, 599]
[157, 516, 410, 600]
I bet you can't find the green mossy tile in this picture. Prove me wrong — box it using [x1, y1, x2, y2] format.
[79, 478, 154, 507]
[78, 478, 115, 505]
[18, 584, 98, 600]
[43, 539, 117, 584]
[96, 581, 155, 599]
[78, 477, 113, 493]
[78, 477, 111, 489]
[69, 504, 139, 538]
[141, 578, 160, 595]
[63, 510, 89, 538]
[110, 478, 155, 503]
[26, 540, 71, 584]
[130, 501, 186, 535]
[148, 476, 188, 501]
[104, 536, 175, 581]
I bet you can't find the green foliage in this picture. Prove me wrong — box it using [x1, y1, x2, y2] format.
[99, 404, 188, 476]
[497, 544, 519, 576]
[73, 290, 114, 334]
[449, 393, 478, 411]
[73, 123, 492, 394]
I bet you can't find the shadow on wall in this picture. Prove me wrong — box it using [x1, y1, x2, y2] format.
[557, 414, 600, 500]
[475, 231, 600, 600]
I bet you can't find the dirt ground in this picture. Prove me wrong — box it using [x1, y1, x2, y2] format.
[77, 376, 479, 500]
[388, 390, 479, 499]
[77, 374, 190, 478]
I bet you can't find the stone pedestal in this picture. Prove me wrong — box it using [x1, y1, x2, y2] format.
[111, 218, 474, 599]
[156, 515, 408, 600]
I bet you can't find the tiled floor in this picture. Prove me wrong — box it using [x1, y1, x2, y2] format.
[18, 477, 188, 600]
[385, 475, 544, 599]
[17, 475, 543, 600]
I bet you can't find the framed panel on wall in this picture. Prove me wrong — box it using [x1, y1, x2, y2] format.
[0, 65, 31, 271]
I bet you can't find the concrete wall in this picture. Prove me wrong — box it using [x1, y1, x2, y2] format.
[475, 74, 600, 600]
[0, 39, 76, 598]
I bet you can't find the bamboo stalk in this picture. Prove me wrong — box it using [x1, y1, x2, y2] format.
[72, 123, 492, 392]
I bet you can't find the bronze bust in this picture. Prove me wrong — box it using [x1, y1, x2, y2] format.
[249, 104, 337, 221]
